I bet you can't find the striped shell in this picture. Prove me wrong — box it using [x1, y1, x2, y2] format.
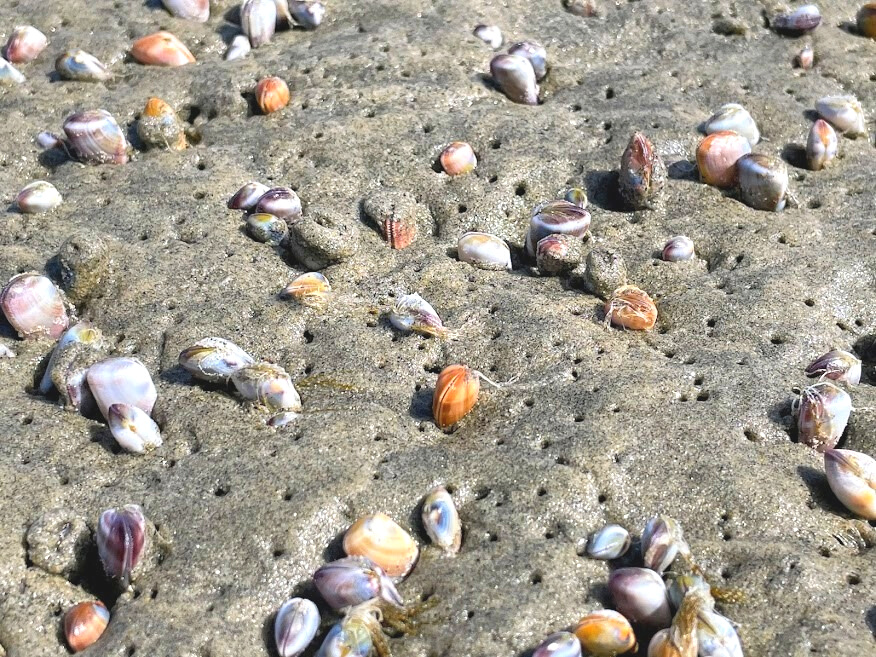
[343, 512, 419, 578]
[63, 110, 130, 165]
[433, 364, 480, 428]
[96, 504, 148, 585]
[421, 485, 461, 553]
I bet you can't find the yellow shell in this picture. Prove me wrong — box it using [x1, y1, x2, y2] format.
[574, 609, 637, 656]
[343, 513, 419, 578]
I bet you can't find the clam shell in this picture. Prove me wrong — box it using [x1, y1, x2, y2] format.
[608, 567, 672, 629]
[703, 103, 760, 145]
[241, 0, 277, 47]
[131, 31, 195, 66]
[390, 293, 448, 339]
[574, 609, 637, 656]
[536, 234, 583, 276]
[508, 41, 547, 81]
[858, 3, 876, 38]
[39, 321, 103, 395]
[585, 524, 631, 560]
[695, 131, 751, 188]
[661, 236, 694, 262]
[526, 200, 591, 256]
[641, 515, 689, 573]
[254, 187, 302, 222]
[274, 598, 320, 657]
[228, 181, 270, 210]
[533, 632, 583, 657]
[256, 76, 291, 114]
[805, 349, 860, 385]
[806, 119, 837, 171]
[226, 34, 252, 61]
[796, 382, 852, 452]
[64, 601, 109, 653]
[246, 212, 289, 245]
[564, 187, 588, 208]
[282, 272, 332, 308]
[439, 141, 477, 176]
[289, 1, 326, 29]
[473, 24, 503, 49]
[97, 504, 148, 584]
[824, 449, 876, 520]
[421, 485, 461, 553]
[736, 153, 789, 212]
[815, 95, 867, 138]
[0, 273, 69, 340]
[108, 403, 163, 454]
[62, 110, 129, 165]
[162, 0, 209, 21]
[343, 512, 419, 578]
[772, 4, 821, 35]
[433, 364, 480, 429]
[56, 50, 112, 81]
[315, 618, 372, 657]
[490, 53, 539, 105]
[15, 180, 62, 214]
[666, 573, 712, 611]
[137, 97, 187, 151]
[231, 362, 301, 411]
[697, 609, 743, 657]
[0, 56, 26, 85]
[87, 357, 157, 420]
[458, 231, 512, 270]
[604, 285, 657, 331]
[4, 26, 48, 63]
[179, 337, 255, 382]
[313, 556, 403, 610]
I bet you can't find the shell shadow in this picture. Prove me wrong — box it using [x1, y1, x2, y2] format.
[218, 23, 242, 46]
[584, 170, 624, 212]
[852, 334, 876, 385]
[37, 147, 69, 169]
[223, 5, 242, 24]
[321, 529, 347, 563]
[408, 385, 434, 422]
[768, 397, 795, 441]
[802, 109, 820, 123]
[796, 464, 847, 515]
[159, 363, 197, 387]
[667, 159, 698, 181]
[867, 606, 876, 639]
[781, 143, 808, 169]
[88, 423, 123, 455]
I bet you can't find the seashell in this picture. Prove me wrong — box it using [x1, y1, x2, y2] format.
[274, 598, 320, 657]
[364, 188, 420, 250]
[87, 357, 157, 420]
[137, 97, 187, 151]
[241, 0, 277, 47]
[536, 234, 584, 276]
[647, 630, 678, 657]
[390, 293, 450, 339]
[97, 504, 148, 585]
[662, 236, 694, 262]
[641, 515, 690, 573]
[64, 601, 109, 653]
[379, 213, 416, 249]
[232, 362, 301, 411]
[619, 132, 666, 210]
[228, 181, 270, 210]
[473, 24, 503, 49]
[858, 3, 876, 38]
[4, 26, 48, 63]
[315, 617, 373, 657]
[794, 382, 852, 452]
[282, 272, 332, 308]
[343, 513, 419, 578]
[824, 449, 876, 520]
[289, 1, 326, 29]
[0, 273, 69, 340]
[608, 567, 672, 629]
[564, 187, 588, 208]
[695, 131, 751, 189]
[574, 609, 637, 656]
[585, 524, 631, 560]
[247, 212, 289, 245]
[0, 57, 26, 85]
[275, 0, 294, 23]
[63, 367, 98, 416]
[108, 403, 163, 454]
[256, 76, 291, 114]
[457, 231, 512, 270]
[532, 632, 583, 657]
[490, 53, 539, 105]
[56, 50, 112, 82]
[421, 485, 461, 553]
[806, 119, 837, 171]
[131, 31, 195, 66]
[805, 349, 861, 385]
[666, 573, 713, 611]
[525, 200, 591, 256]
[162, 0, 209, 21]
[703, 103, 760, 145]
[795, 44, 814, 69]
[62, 110, 130, 165]
[433, 364, 481, 429]
[39, 322, 102, 395]
[439, 141, 477, 176]
[772, 4, 821, 35]
[815, 95, 867, 138]
[697, 609, 743, 657]
[313, 556, 403, 610]
[254, 187, 302, 222]
[736, 153, 789, 212]
[226, 34, 252, 61]
[507, 41, 547, 81]
[15, 181, 62, 214]
[604, 285, 657, 331]
[179, 337, 254, 383]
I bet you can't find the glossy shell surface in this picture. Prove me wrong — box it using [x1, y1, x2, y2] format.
[662, 236, 694, 262]
[64, 601, 109, 653]
[63, 110, 129, 165]
[87, 357, 157, 420]
[608, 567, 672, 629]
[131, 31, 195, 66]
[532, 632, 583, 657]
[439, 141, 477, 176]
[421, 485, 462, 553]
[458, 232, 512, 270]
[256, 76, 291, 114]
[604, 285, 657, 331]
[274, 597, 320, 657]
[228, 181, 270, 210]
[696, 131, 751, 188]
[0, 273, 69, 340]
[162, 0, 209, 21]
[703, 103, 760, 145]
[490, 53, 539, 105]
[4, 25, 48, 63]
[283, 272, 332, 308]
[313, 556, 403, 610]
[574, 609, 637, 656]
[806, 119, 838, 171]
[15, 181, 62, 214]
[805, 349, 861, 385]
[433, 364, 480, 428]
[108, 403, 163, 454]
[231, 362, 301, 411]
[815, 96, 867, 137]
[56, 50, 111, 81]
[586, 524, 631, 560]
[736, 153, 789, 212]
[97, 504, 148, 584]
[525, 200, 591, 256]
[343, 512, 419, 578]
[824, 449, 876, 520]
[179, 337, 254, 382]
[796, 381, 852, 451]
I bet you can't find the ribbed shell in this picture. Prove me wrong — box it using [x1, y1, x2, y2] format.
[63, 110, 129, 165]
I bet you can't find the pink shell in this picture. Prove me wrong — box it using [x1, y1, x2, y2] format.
[0, 273, 69, 340]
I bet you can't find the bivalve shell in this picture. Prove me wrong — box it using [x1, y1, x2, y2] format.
[56, 50, 112, 81]
[490, 53, 539, 105]
[390, 293, 449, 339]
[641, 515, 689, 573]
[736, 153, 789, 212]
[421, 485, 461, 553]
[241, 0, 277, 47]
[608, 567, 672, 629]
[247, 212, 289, 245]
[256, 76, 291, 114]
[96, 504, 148, 585]
[536, 234, 584, 276]
[824, 449, 876, 520]
[604, 285, 657, 331]
[858, 3, 876, 37]
[289, 1, 326, 29]
[162, 0, 209, 21]
[282, 272, 332, 308]
[4, 26, 48, 63]
[131, 31, 195, 66]
[661, 236, 694, 262]
[439, 141, 477, 176]
[179, 337, 255, 382]
[525, 200, 591, 256]
[226, 34, 252, 61]
[15, 181, 62, 214]
[62, 110, 130, 165]
[0, 273, 69, 340]
[696, 131, 751, 188]
[585, 524, 631, 560]
[574, 609, 637, 656]
[315, 617, 372, 657]
[507, 41, 547, 81]
[532, 632, 583, 657]
[343, 512, 419, 578]
[815, 95, 867, 138]
[231, 362, 301, 411]
[806, 119, 838, 171]
[458, 231, 512, 270]
[432, 364, 480, 429]
[313, 556, 403, 610]
[795, 382, 852, 452]
[0, 57, 26, 85]
[619, 132, 666, 210]
[274, 598, 320, 657]
[64, 601, 109, 653]
[138, 97, 187, 151]
[228, 181, 270, 210]
[696, 609, 743, 657]
[473, 24, 503, 49]
[772, 4, 821, 35]
[87, 357, 157, 420]
[107, 403, 163, 454]
[805, 349, 861, 385]
[254, 187, 302, 222]
[703, 103, 759, 145]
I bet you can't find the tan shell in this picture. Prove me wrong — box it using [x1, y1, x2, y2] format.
[343, 513, 419, 578]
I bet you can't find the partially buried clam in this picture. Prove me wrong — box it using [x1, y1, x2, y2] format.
[282, 272, 332, 308]
[806, 119, 837, 171]
[525, 200, 591, 257]
[507, 41, 547, 81]
[241, 0, 277, 47]
[794, 381, 852, 451]
[179, 337, 255, 383]
[824, 448, 876, 520]
[96, 504, 148, 585]
[15, 181, 62, 214]
[432, 363, 501, 429]
[64, 601, 109, 653]
[256, 76, 291, 114]
[585, 524, 631, 560]
[41, 110, 130, 165]
[608, 567, 672, 629]
[56, 50, 112, 82]
[702, 103, 759, 145]
[231, 362, 301, 412]
[618, 132, 666, 210]
[161, 0, 209, 22]
[131, 31, 195, 66]
[421, 485, 461, 553]
[4, 25, 47, 63]
[274, 597, 320, 657]
[389, 293, 451, 340]
[772, 4, 821, 35]
[661, 235, 694, 262]
[107, 403, 163, 454]
[457, 231, 512, 270]
[532, 632, 582, 657]
[246, 212, 288, 245]
[815, 95, 867, 138]
[313, 556, 403, 610]
[696, 130, 750, 188]
[490, 53, 538, 105]
[137, 97, 187, 151]
[87, 357, 157, 420]
[604, 285, 657, 331]
[574, 609, 637, 656]
[0, 272, 70, 340]
[439, 141, 477, 176]
[736, 153, 789, 212]
[343, 512, 419, 578]
[805, 349, 860, 385]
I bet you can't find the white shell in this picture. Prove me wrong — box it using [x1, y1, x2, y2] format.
[0, 57, 26, 85]
[225, 34, 252, 61]
[162, 0, 209, 22]
[86, 357, 157, 420]
[389, 293, 445, 337]
[241, 0, 277, 48]
[108, 403, 162, 454]
[457, 231, 512, 270]
[179, 337, 255, 382]
[662, 235, 694, 262]
[703, 103, 760, 145]
[824, 449, 876, 520]
[473, 24, 503, 49]
[815, 96, 867, 137]
[15, 181, 62, 214]
[231, 362, 301, 411]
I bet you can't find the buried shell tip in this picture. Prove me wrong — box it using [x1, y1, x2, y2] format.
[389, 293, 451, 340]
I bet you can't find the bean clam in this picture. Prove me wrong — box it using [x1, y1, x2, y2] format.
[254, 187, 302, 222]
[697, 608, 743, 657]
[619, 132, 666, 210]
[585, 524, 631, 560]
[97, 504, 148, 585]
[795, 44, 814, 70]
[56, 50, 111, 82]
[108, 403, 163, 454]
[536, 234, 584, 276]
[641, 515, 690, 573]
[824, 449, 876, 520]
[231, 362, 301, 411]
[274, 597, 320, 657]
[574, 609, 637, 656]
[61, 109, 130, 165]
[256, 76, 290, 114]
[439, 141, 477, 176]
[0, 273, 70, 340]
[64, 601, 109, 653]
[608, 567, 672, 629]
[247, 212, 289, 245]
[473, 24, 503, 49]
[457, 231, 512, 270]
[228, 181, 270, 211]
[795, 381, 852, 452]
[421, 485, 461, 553]
[604, 285, 657, 331]
[805, 349, 860, 385]
[289, 1, 326, 29]
[666, 573, 712, 611]
[703, 103, 759, 145]
[564, 187, 588, 208]
[179, 337, 255, 382]
[313, 556, 403, 610]
[162, 0, 209, 22]
[282, 272, 332, 308]
[4, 26, 48, 63]
[0, 57, 25, 85]
[532, 632, 582, 657]
[772, 4, 821, 35]
[432, 363, 491, 429]
[662, 236, 694, 262]
[131, 31, 195, 67]
[490, 53, 538, 105]
[806, 119, 837, 171]
[525, 200, 591, 257]
[507, 41, 547, 81]
[390, 293, 450, 340]
[315, 615, 373, 657]
[815, 96, 867, 138]
[696, 131, 751, 188]
[343, 513, 419, 578]
[736, 153, 789, 212]
[241, 0, 277, 47]
[15, 181, 62, 214]
[87, 357, 157, 420]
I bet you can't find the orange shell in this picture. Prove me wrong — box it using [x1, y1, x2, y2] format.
[256, 77, 290, 115]
[604, 285, 657, 331]
[858, 3, 876, 38]
[432, 364, 480, 429]
[695, 131, 750, 189]
[131, 31, 195, 67]
[343, 512, 419, 578]
[64, 601, 109, 653]
[143, 97, 173, 118]
[439, 142, 477, 176]
[574, 609, 637, 655]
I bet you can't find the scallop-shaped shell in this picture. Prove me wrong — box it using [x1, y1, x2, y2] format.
[162, 0, 209, 21]
[0, 273, 69, 340]
[64, 601, 109, 653]
[241, 0, 277, 47]
[806, 119, 837, 171]
[86, 357, 157, 420]
[805, 349, 861, 385]
[256, 76, 290, 114]
[795, 382, 852, 451]
[283, 272, 332, 308]
[254, 187, 302, 221]
[289, 1, 326, 29]
[619, 131, 666, 210]
[226, 34, 252, 61]
[131, 31, 195, 66]
[439, 141, 477, 176]
[641, 515, 689, 573]
[695, 131, 751, 188]
[574, 609, 637, 656]
[97, 504, 148, 584]
[275, 598, 320, 657]
[585, 524, 631, 560]
[228, 181, 270, 210]
[815, 96, 867, 138]
[737, 153, 789, 212]
[138, 97, 187, 151]
[772, 4, 821, 35]
[313, 556, 403, 610]
[343, 513, 419, 578]
[703, 103, 759, 145]
[604, 285, 657, 331]
[315, 618, 372, 657]
[15, 181, 62, 214]
[458, 231, 512, 270]
[433, 364, 480, 429]
[525, 200, 591, 256]
[490, 53, 539, 105]
[108, 403, 163, 454]
[532, 632, 583, 657]
[858, 3, 876, 38]
[179, 337, 255, 382]
[608, 567, 672, 629]
[696, 609, 743, 657]
[56, 50, 112, 81]
[231, 362, 302, 411]
[661, 236, 694, 262]
[508, 41, 547, 81]
[4, 26, 47, 63]
[824, 449, 876, 520]
[473, 24, 503, 49]
[421, 485, 461, 553]
[247, 212, 289, 245]
[0, 57, 26, 85]
[390, 293, 449, 339]
[62, 110, 130, 165]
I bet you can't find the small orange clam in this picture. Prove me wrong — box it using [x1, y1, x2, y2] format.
[131, 31, 195, 67]
[439, 141, 477, 176]
[695, 130, 750, 189]
[343, 512, 419, 578]
[604, 285, 657, 331]
[64, 601, 109, 653]
[858, 3, 876, 37]
[432, 364, 482, 429]
[255, 76, 290, 114]
[574, 609, 637, 656]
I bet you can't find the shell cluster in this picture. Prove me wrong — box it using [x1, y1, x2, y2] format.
[228, 180, 304, 253]
[489, 40, 547, 104]
[794, 349, 860, 452]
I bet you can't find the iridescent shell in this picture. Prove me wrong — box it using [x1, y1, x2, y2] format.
[228, 182, 270, 210]
[859, 3, 876, 38]
[108, 403, 163, 454]
[313, 556, 403, 610]
[641, 515, 689, 573]
[256, 76, 291, 114]
[97, 504, 148, 585]
[815, 96, 867, 138]
[697, 609, 743, 657]
[574, 609, 637, 656]
[736, 153, 789, 212]
[64, 601, 109, 653]
[608, 567, 672, 629]
[604, 285, 657, 331]
[824, 449, 876, 520]
[162, 0, 209, 22]
[525, 200, 591, 257]
[138, 97, 187, 151]
[315, 617, 372, 657]
[585, 524, 631, 560]
[473, 24, 503, 49]
[0, 57, 25, 85]
[343, 513, 419, 578]
[289, 1, 326, 29]
[231, 362, 301, 411]
[390, 293, 449, 339]
[439, 141, 477, 176]
[246, 212, 289, 245]
[4, 26, 47, 63]
[703, 103, 760, 145]
[421, 485, 461, 553]
[179, 337, 255, 382]
[619, 132, 666, 210]
[806, 119, 837, 171]
[795, 382, 852, 451]
[131, 31, 195, 66]
[490, 54, 538, 105]
[226, 34, 252, 61]
[0, 273, 69, 340]
[282, 272, 332, 308]
[15, 180, 62, 214]
[507, 41, 547, 81]
[241, 0, 277, 47]
[533, 632, 582, 657]
[772, 4, 821, 35]
[805, 349, 861, 385]
[695, 131, 751, 188]
[433, 364, 480, 429]
[254, 187, 302, 221]
[457, 232, 512, 270]
[62, 110, 130, 165]
[661, 236, 694, 262]
[86, 357, 157, 420]
[274, 598, 320, 657]
[56, 50, 112, 82]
